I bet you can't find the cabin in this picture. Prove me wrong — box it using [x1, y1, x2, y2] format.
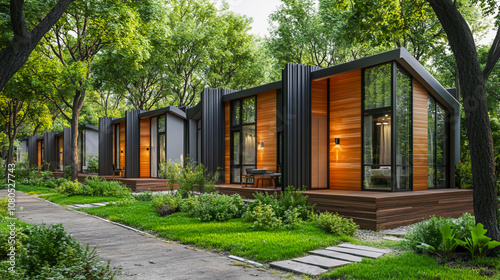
[98, 106, 186, 178]
[25, 125, 99, 172]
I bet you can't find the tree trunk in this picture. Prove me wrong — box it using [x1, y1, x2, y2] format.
[428, 0, 500, 240]
[0, 0, 73, 92]
[69, 89, 86, 180]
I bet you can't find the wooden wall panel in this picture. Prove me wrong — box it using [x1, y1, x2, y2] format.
[37, 140, 42, 166]
[58, 136, 63, 168]
[225, 102, 230, 184]
[413, 79, 428, 191]
[140, 117, 151, 178]
[312, 80, 328, 116]
[119, 121, 125, 171]
[112, 126, 115, 166]
[257, 91, 277, 182]
[329, 70, 362, 190]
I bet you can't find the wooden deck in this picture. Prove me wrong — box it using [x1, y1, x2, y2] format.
[216, 184, 474, 230]
[52, 172, 169, 192]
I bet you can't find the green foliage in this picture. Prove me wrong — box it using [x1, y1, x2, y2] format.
[283, 208, 304, 229]
[243, 202, 282, 230]
[159, 159, 218, 198]
[87, 154, 99, 173]
[152, 193, 183, 217]
[181, 193, 245, 222]
[407, 213, 475, 249]
[133, 190, 154, 201]
[457, 156, 473, 189]
[418, 224, 458, 261]
[44, 177, 69, 189]
[63, 166, 72, 180]
[55, 176, 130, 197]
[0, 223, 117, 279]
[454, 223, 500, 258]
[314, 212, 359, 236]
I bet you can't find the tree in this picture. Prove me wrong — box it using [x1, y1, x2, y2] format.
[38, 0, 144, 180]
[0, 0, 73, 92]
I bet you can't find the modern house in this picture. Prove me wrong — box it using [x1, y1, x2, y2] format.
[24, 124, 99, 172]
[198, 48, 459, 192]
[98, 106, 186, 178]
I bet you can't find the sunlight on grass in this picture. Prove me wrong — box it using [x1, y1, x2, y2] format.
[39, 194, 124, 205]
[17, 184, 54, 194]
[82, 201, 348, 262]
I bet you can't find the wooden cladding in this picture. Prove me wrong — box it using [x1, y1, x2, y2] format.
[329, 70, 362, 191]
[140, 117, 151, 178]
[37, 140, 42, 166]
[311, 80, 328, 116]
[311, 80, 328, 188]
[224, 102, 230, 184]
[257, 91, 277, 178]
[413, 79, 428, 191]
[119, 122, 125, 170]
[58, 136, 63, 167]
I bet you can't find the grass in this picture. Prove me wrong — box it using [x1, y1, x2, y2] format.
[16, 184, 54, 194]
[39, 194, 125, 205]
[322, 250, 500, 280]
[82, 201, 350, 262]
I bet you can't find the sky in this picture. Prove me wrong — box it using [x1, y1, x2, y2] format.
[216, 0, 282, 37]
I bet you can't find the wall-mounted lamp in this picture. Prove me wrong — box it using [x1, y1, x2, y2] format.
[120, 150, 123, 153]
[258, 142, 264, 150]
[335, 138, 340, 145]
[146, 148, 150, 151]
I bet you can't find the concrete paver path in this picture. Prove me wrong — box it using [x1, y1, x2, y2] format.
[6, 191, 284, 280]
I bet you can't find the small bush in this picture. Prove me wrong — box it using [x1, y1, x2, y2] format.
[44, 178, 69, 189]
[159, 159, 218, 198]
[152, 193, 182, 216]
[133, 190, 154, 201]
[63, 165, 72, 179]
[315, 212, 359, 236]
[243, 202, 282, 230]
[181, 193, 245, 222]
[406, 213, 475, 249]
[55, 180, 83, 196]
[83, 176, 130, 197]
[283, 208, 304, 229]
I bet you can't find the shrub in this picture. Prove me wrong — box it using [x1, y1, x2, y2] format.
[455, 223, 500, 258]
[1, 223, 117, 279]
[133, 190, 154, 201]
[181, 193, 245, 221]
[406, 213, 475, 249]
[55, 179, 83, 196]
[159, 158, 218, 198]
[83, 176, 130, 197]
[283, 208, 304, 229]
[44, 178, 69, 189]
[315, 212, 359, 236]
[63, 165, 72, 179]
[243, 202, 282, 230]
[152, 193, 183, 217]
[87, 153, 99, 173]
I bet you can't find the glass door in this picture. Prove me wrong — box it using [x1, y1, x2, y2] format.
[230, 97, 256, 184]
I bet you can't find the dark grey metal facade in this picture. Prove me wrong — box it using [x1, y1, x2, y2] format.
[63, 127, 72, 167]
[43, 132, 57, 171]
[125, 110, 141, 178]
[27, 136, 39, 167]
[201, 88, 234, 183]
[282, 64, 321, 190]
[99, 117, 114, 175]
[187, 119, 198, 162]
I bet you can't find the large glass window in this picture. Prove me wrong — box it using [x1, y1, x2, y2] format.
[428, 96, 448, 188]
[362, 63, 413, 191]
[158, 115, 166, 168]
[230, 96, 256, 184]
[115, 124, 120, 169]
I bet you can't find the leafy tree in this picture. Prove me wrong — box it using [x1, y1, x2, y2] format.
[37, 0, 144, 180]
[0, 0, 73, 92]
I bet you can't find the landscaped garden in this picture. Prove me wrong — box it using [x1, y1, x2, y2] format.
[5, 164, 500, 279]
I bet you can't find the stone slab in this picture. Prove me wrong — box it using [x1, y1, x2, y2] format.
[270, 260, 327, 276]
[383, 236, 407, 242]
[293, 255, 351, 269]
[325, 246, 385, 259]
[383, 229, 406, 237]
[308, 249, 362, 262]
[338, 243, 391, 254]
[90, 203, 108, 206]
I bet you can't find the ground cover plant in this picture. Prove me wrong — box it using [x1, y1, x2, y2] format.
[0, 196, 118, 279]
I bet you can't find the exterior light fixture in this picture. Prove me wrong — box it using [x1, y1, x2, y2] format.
[259, 142, 264, 150]
[335, 138, 340, 145]
[120, 150, 123, 153]
[383, 122, 389, 125]
[146, 148, 150, 151]
[376, 122, 382, 126]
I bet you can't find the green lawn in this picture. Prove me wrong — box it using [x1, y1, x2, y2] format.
[39, 194, 124, 205]
[323, 250, 500, 280]
[82, 201, 351, 262]
[16, 184, 54, 194]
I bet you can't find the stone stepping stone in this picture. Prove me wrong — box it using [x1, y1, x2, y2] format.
[338, 243, 391, 254]
[90, 202, 108, 207]
[293, 255, 351, 269]
[270, 260, 327, 276]
[325, 246, 385, 259]
[383, 236, 407, 242]
[383, 229, 406, 237]
[72, 204, 93, 208]
[308, 249, 362, 262]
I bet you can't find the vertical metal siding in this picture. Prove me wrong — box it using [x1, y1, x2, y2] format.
[27, 136, 38, 167]
[43, 132, 57, 171]
[187, 119, 198, 162]
[99, 117, 114, 175]
[125, 110, 141, 178]
[201, 88, 234, 183]
[282, 64, 321, 190]
[63, 127, 72, 167]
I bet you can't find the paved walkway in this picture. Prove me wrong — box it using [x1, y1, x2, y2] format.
[5, 190, 284, 280]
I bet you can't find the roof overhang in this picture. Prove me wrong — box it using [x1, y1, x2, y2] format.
[222, 81, 282, 102]
[139, 106, 187, 120]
